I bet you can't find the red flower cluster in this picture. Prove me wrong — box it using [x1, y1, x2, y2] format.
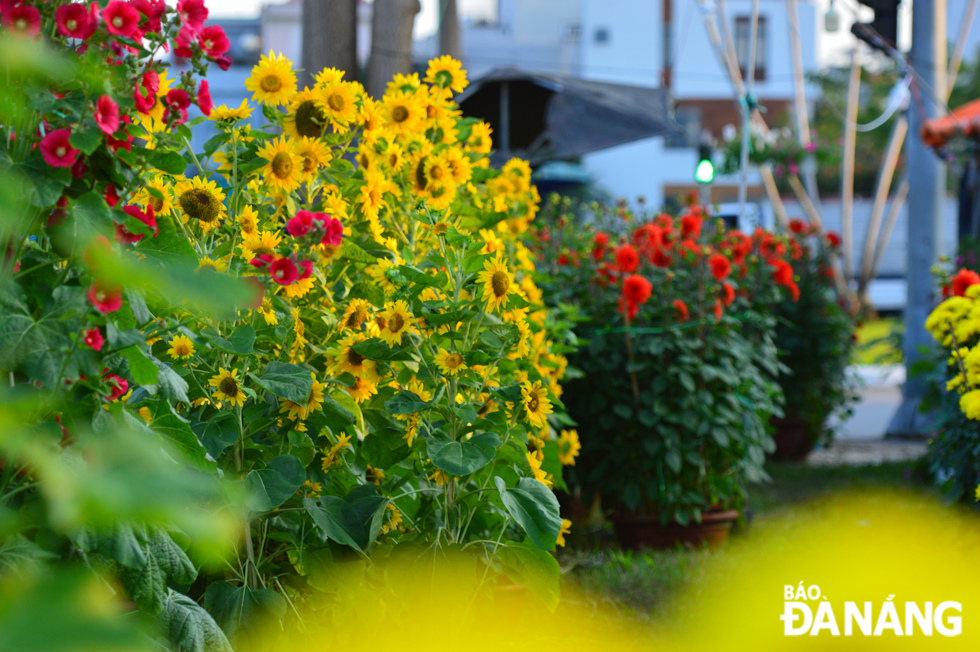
[285, 210, 344, 247]
[951, 268, 980, 297]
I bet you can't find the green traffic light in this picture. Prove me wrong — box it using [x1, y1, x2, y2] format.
[696, 159, 714, 184]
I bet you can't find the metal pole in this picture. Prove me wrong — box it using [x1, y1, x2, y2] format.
[888, 0, 947, 436]
[738, 0, 760, 222]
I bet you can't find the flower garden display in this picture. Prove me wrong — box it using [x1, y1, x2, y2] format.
[769, 220, 857, 460]
[533, 198, 793, 548]
[0, 3, 577, 647]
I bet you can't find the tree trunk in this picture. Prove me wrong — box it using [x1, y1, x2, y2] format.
[366, 0, 421, 99]
[301, 0, 358, 88]
[438, 0, 461, 61]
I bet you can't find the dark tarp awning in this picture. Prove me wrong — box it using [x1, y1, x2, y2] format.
[455, 67, 676, 167]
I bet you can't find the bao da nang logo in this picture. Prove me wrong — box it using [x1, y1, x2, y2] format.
[781, 583, 962, 637]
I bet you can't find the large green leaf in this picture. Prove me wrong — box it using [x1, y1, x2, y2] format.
[121, 526, 197, 617]
[384, 390, 429, 415]
[351, 338, 415, 362]
[145, 149, 189, 175]
[249, 362, 312, 403]
[0, 534, 57, 575]
[146, 357, 190, 404]
[207, 325, 255, 356]
[244, 455, 305, 512]
[360, 428, 412, 468]
[303, 484, 388, 552]
[119, 346, 159, 386]
[494, 476, 562, 551]
[303, 497, 363, 551]
[74, 522, 146, 570]
[134, 411, 215, 473]
[72, 191, 114, 239]
[191, 414, 239, 459]
[498, 540, 561, 610]
[202, 581, 285, 645]
[160, 590, 233, 652]
[135, 214, 197, 266]
[429, 433, 499, 476]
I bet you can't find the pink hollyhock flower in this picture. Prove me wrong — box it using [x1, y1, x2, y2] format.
[165, 88, 191, 111]
[3, 4, 40, 37]
[102, 1, 142, 38]
[95, 95, 120, 135]
[88, 281, 123, 314]
[176, 0, 207, 31]
[269, 257, 298, 286]
[215, 56, 233, 71]
[197, 25, 230, 57]
[104, 185, 121, 207]
[286, 210, 314, 237]
[322, 217, 344, 247]
[40, 130, 79, 168]
[115, 205, 157, 244]
[84, 328, 104, 351]
[197, 80, 212, 116]
[173, 25, 195, 58]
[55, 3, 97, 39]
[298, 260, 313, 280]
[131, 0, 165, 34]
[103, 371, 129, 401]
[248, 254, 274, 270]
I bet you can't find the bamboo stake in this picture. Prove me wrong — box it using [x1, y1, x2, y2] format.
[716, 0, 745, 96]
[760, 163, 790, 229]
[789, 174, 852, 302]
[697, 0, 745, 95]
[868, 178, 910, 287]
[841, 46, 862, 282]
[948, 0, 979, 92]
[858, 116, 908, 295]
[785, 0, 811, 148]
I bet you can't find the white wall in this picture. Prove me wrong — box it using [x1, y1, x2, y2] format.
[581, 136, 700, 208]
[579, 0, 663, 87]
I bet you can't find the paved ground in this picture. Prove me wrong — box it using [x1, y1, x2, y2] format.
[810, 365, 927, 466]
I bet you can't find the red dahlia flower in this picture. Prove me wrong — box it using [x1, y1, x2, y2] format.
[40, 129, 79, 168]
[269, 257, 299, 285]
[952, 268, 980, 297]
[713, 297, 723, 323]
[592, 232, 609, 261]
[789, 219, 807, 234]
[721, 281, 735, 307]
[826, 231, 842, 247]
[622, 274, 652, 306]
[84, 328, 104, 351]
[95, 95, 120, 135]
[709, 253, 730, 281]
[772, 259, 794, 286]
[680, 214, 702, 239]
[88, 281, 123, 314]
[102, 1, 142, 38]
[614, 244, 639, 273]
[672, 299, 689, 323]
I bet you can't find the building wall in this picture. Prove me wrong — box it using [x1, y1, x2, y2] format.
[579, 0, 663, 87]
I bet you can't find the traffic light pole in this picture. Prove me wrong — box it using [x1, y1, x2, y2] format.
[888, 0, 947, 436]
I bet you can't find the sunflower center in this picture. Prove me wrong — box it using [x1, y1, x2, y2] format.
[429, 165, 443, 180]
[426, 105, 437, 119]
[219, 376, 238, 395]
[389, 154, 399, 168]
[392, 105, 409, 123]
[447, 353, 462, 369]
[179, 188, 221, 223]
[415, 160, 427, 189]
[301, 153, 317, 174]
[346, 310, 366, 329]
[271, 152, 293, 179]
[490, 271, 510, 298]
[348, 350, 365, 366]
[294, 100, 325, 138]
[388, 313, 405, 333]
[527, 396, 539, 412]
[432, 221, 449, 235]
[149, 195, 164, 212]
[327, 93, 345, 112]
[261, 74, 283, 93]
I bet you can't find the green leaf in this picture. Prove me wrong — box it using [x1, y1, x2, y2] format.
[346, 281, 384, 307]
[303, 497, 363, 551]
[124, 289, 152, 324]
[72, 191, 114, 238]
[665, 448, 682, 473]
[338, 239, 379, 264]
[351, 338, 415, 362]
[192, 414, 239, 460]
[250, 362, 312, 403]
[384, 390, 428, 415]
[428, 432, 499, 476]
[160, 590, 233, 652]
[146, 149, 189, 175]
[360, 428, 412, 468]
[202, 581, 283, 647]
[120, 346, 159, 386]
[136, 215, 197, 265]
[494, 476, 562, 551]
[69, 126, 102, 155]
[207, 325, 255, 356]
[303, 485, 388, 552]
[0, 534, 57, 575]
[147, 359, 191, 404]
[498, 540, 561, 611]
[319, 393, 356, 430]
[244, 455, 306, 512]
[74, 523, 146, 570]
[148, 413, 216, 473]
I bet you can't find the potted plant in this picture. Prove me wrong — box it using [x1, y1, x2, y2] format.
[769, 220, 858, 460]
[533, 199, 793, 549]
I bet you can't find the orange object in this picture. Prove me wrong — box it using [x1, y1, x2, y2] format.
[921, 96, 980, 148]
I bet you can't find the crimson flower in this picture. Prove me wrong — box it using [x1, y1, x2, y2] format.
[103, 371, 129, 401]
[825, 231, 842, 247]
[3, 4, 40, 36]
[952, 268, 980, 297]
[269, 257, 299, 286]
[102, 1, 142, 38]
[709, 253, 731, 281]
[789, 219, 807, 234]
[177, 0, 208, 31]
[680, 214, 702, 239]
[721, 281, 735, 307]
[88, 281, 123, 314]
[622, 274, 652, 306]
[298, 260, 313, 280]
[197, 25, 229, 57]
[249, 254, 274, 270]
[84, 328, 104, 352]
[40, 129, 79, 168]
[321, 216, 344, 247]
[286, 210, 314, 237]
[771, 259, 794, 286]
[592, 232, 609, 262]
[115, 205, 157, 244]
[197, 80, 213, 116]
[95, 95, 120, 135]
[614, 244, 639, 273]
[672, 299, 690, 323]
[713, 297, 723, 323]
[131, 0, 166, 34]
[55, 3, 97, 39]
[165, 88, 191, 111]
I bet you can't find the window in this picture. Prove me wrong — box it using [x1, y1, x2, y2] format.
[734, 16, 767, 82]
[594, 27, 610, 44]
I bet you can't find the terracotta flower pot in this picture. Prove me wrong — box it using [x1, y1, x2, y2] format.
[768, 416, 814, 461]
[612, 509, 740, 550]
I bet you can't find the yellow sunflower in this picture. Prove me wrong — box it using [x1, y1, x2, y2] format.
[422, 153, 454, 190]
[135, 176, 174, 216]
[284, 88, 328, 139]
[357, 98, 386, 143]
[369, 258, 400, 296]
[209, 368, 247, 408]
[166, 335, 195, 360]
[478, 255, 516, 313]
[377, 300, 416, 346]
[345, 376, 377, 404]
[358, 172, 390, 220]
[238, 205, 259, 236]
[381, 141, 405, 173]
[257, 136, 303, 195]
[467, 121, 493, 154]
[557, 429, 581, 466]
[245, 51, 297, 106]
[556, 519, 571, 547]
[294, 136, 332, 181]
[241, 229, 282, 259]
[521, 380, 553, 429]
[334, 336, 380, 382]
[434, 349, 466, 376]
[279, 375, 325, 421]
[209, 99, 253, 122]
[318, 78, 359, 130]
[339, 298, 372, 331]
[386, 72, 420, 95]
[443, 146, 473, 186]
[424, 55, 468, 94]
[197, 256, 227, 273]
[381, 90, 425, 137]
[174, 177, 226, 229]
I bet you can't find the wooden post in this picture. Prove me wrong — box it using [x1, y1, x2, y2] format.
[760, 164, 789, 229]
[868, 178, 910, 285]
[789, 174, 852, 302]
[840, 46, 862, 283]
[948, 0, 979, 91]
[785, 0, 811, 148]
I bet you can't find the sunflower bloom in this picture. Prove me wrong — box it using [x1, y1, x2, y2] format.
[279, 374, 326, 421]
[345, 375, 377, 403]
[478, 255, 516, 312]
[377, 300, 416, 346]
[174, 177, 226, 228]
[557, 429, 581, 466]
[257, 136, 303, 195]
[521, 380, 553, 429]
[556, 519, 571, 547]
[245, 51, 297, 106]
[209, 368, 247, 408]
[434, 349, 466, 376]
[284, 88, 328, 139]
[334, 336, 380, 382]
[210, 99, 253, 122]
[526, 450, 553, 488]
[318, 78, 359, 130]
[424, 55, 468, 94]
[167, 335, 195, 359]
[381, 90, 424, 137]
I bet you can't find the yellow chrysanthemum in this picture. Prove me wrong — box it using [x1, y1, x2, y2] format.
[434, 349, 466, 376]
[245, 51, 297, 106]
[209, 99, 253, 122]
[557, 429, 581, 466]
[284, 88, 328, 139]
[377, 300, 416, 346]
[167, 335, 195, 360]
[174, 177, 226, 228]
[521, 380, 553, 429]
[208, 368, 247, 408]
[257, 136, 303, 195]
[381, 90, 425, 137]
[424, 55, 468, 94]
[318, 78, 359, 130]
[478, 255, 516, 313]
[294, 136, 332, 180]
